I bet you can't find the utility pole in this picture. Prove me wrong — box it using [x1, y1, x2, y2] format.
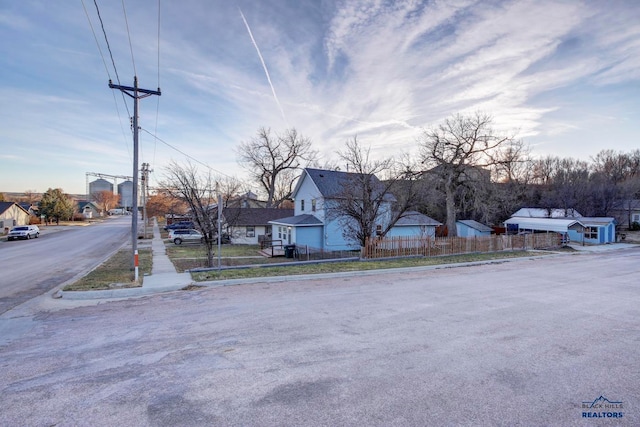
[216, 182, 222, 272]
[109, 77, 161, 281]
[141, 162, 152, 239]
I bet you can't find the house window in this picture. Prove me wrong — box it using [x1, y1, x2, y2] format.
[633, 214, 640, 223]
[584, 226, 598, 239]
[246, 226, 255, 238]
[311, 199, 316, 212]
[376, 224, 383, 236]
[301, 199, 305, 211]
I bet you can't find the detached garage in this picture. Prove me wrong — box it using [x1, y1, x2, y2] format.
[504, 216, 617, 245]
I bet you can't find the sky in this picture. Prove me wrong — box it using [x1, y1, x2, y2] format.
[1, 0, 639, 196]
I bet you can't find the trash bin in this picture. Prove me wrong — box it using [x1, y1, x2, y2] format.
[284, 244, 296, 258]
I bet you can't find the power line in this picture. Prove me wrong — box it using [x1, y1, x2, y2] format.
[121, 0, 137, 77]
[81, 0, 132, 161]
[92, 0, 131, 120]
[81, 0, 111, 80]
[139, 127, 253, 187]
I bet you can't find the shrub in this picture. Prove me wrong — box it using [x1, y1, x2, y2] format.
[630, 221, 640, 231]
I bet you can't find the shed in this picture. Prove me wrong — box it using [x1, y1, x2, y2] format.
[386, 211, 441, 238]
[577, 217, 617, 244]
[456, 220, 493, 237]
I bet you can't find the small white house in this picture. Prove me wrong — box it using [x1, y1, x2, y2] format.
[223, 207, 293, 245]
[0, 202, 31, 233]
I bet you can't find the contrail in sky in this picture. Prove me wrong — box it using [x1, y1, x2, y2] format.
[238, 8, 288, 125]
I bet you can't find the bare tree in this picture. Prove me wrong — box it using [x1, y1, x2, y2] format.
[22, 189, 39, 205]
[217, 176, 246, 208]
[145, 191, 188, 219]
[419, 112, 516, 236]
[92, 190, 120, 215]
[328, 137, 419, 246]
[161, 162, 220, 268]
[540, 158, 590, 215]
[237, 127, 316, 208]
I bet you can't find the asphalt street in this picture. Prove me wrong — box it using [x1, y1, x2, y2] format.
[0, 246, 638, 426]
[0, 216, 130, 314]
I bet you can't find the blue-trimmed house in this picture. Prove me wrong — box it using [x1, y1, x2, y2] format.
[270, 168, 435, 251]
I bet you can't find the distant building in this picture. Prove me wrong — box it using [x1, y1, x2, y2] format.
[118, 181, 134, 209]
[89, 179, 113, 197]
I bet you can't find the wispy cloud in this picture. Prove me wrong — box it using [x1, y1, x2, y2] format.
[2, 0, 639, 193]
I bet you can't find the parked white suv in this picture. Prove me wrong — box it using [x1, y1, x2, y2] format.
[169, 229, 203, 245]
[7, 225, 40, 241]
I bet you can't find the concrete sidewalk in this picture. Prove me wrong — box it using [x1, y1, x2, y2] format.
[60, 218, 193, 300]
[59, 222, 639, 300]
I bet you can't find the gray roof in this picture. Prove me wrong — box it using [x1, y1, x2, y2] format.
[457, 219, 492, 232]
[0, 201, 30, 216]
[303, 168, 396, 202]
[223, 208, 294, 226]
[395, 211, 441, 226]
[269, 214, 323, 227]
[578, 217, 616, 226]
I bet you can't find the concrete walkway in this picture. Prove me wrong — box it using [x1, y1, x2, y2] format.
[60, 218, 193, 300]
[58, 222, 639, 300]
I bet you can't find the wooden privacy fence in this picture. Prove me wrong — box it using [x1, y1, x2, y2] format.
[361, 233, 562, 259]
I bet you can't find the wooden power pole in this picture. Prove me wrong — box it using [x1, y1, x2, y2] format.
[109, 77, 161, 281]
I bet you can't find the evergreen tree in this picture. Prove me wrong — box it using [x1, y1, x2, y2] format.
[39, 188, 74, 224]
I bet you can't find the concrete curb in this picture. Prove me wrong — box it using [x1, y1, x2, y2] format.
[60, 283, 188, 300]
[57, 228, 639, 300]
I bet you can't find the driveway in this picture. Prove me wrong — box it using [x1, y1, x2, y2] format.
[1, 246, 638, 426]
